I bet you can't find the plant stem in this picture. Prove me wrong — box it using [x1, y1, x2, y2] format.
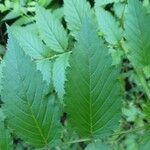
[135, 68, 150, 100]
[113, 124, 149, 137]
[64, 138, 91, 145]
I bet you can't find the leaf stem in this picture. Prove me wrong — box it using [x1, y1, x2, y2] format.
[112, 124, 149, 137]
[135, 68, 150, 100]
[34, 51, 72, 62]
[64, 138, 91, 145]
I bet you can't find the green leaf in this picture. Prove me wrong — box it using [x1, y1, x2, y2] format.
[85, 141, 112, 150]
[95, 0, 120, 7]
[12, 16, 35, 26]
[64, 19, 122, 138]
[0, 109, 12, 150]
[139, 140, 150, 150]
[10, 26, 45, 59]
[36, 5, 68, 53]
[113, 2, 126, 19]
[144, 101, 150, 121]
[124, 0, 150, 68]
[0, 44, 5, 55]
[95, 7, 122, 45]
[10, 26, 52, 84]
[143, 65, 150, 78]
[2, 10, 21, 21]
[64, 0, 93, 38]
[0, 61, 5, 93]
[1, 30, 61, 148]
[53, 52, 70, 101]
[38, 0, 52, 7]
[36, 59, 52, 84]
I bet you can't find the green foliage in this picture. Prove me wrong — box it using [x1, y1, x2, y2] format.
[0, 109, 12, 150]
[124, 0, 150, 68]
[85, 141, 112, 150]
[0, 0, 150, 150]
[1, 30, 61, 148]
[64, 0, 93, 38]
[36, 5, 68, 53]
[95, 7, 122, 45]
[53, 52, 70, 101]
[64, 18, 121, 138]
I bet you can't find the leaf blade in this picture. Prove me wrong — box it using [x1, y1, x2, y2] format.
[124, 0, 150, 68]
[64, 0, 93, 38]
[36, 5, 68, 52]
[64, 18, 122, 138]
[0, 109, 12, 150]
[1, 29, 61, 148]
[95, 7, 122, 45]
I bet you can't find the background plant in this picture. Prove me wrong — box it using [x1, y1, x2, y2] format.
[0, 0, 150, 150]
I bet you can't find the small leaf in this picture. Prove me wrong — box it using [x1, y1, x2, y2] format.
[36, 60, 52, 84]
[124, 0, 150, 68]
[38, 0, 53, 7]
[64, 0, 93, 38]
[95, 7, 122, 45]
[36, 5, 68, 52]
[10, 26, 45, 59]
[10, 26, 52, 84]
[0, 109, 12, 150]
[53, 52, 70, 101]
[95, 0, 120, 7]
[85, 141, 112, 150]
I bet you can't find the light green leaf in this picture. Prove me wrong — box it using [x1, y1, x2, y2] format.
[140, 140, 150, 150]
[10, 26, 52, 84]
[85, 141, 112, 150]
[10, 26, 45, 59]
[124, 0, 150, 68]
[95, 0, 120, 7]
[64, 19, 122, 138]
[36, 5, 68, 53]
[109, 48, 124, 65]
[53, 52, 70, 101]
[0, 109, 12, 150]
[1, 30, 61, 148]
[0, 61, 5, 93]
[12, 16, 35, 26]
[38, 0, 52, 7]
[95, 7, 122, 45]
[64, 0, 93, 38]
[113, 2, 126, 19]
[0, 44, 5, 55]
[2, 10, 21, 21]
[36, 60, 52, 84]
[143, 65, 150, 78]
